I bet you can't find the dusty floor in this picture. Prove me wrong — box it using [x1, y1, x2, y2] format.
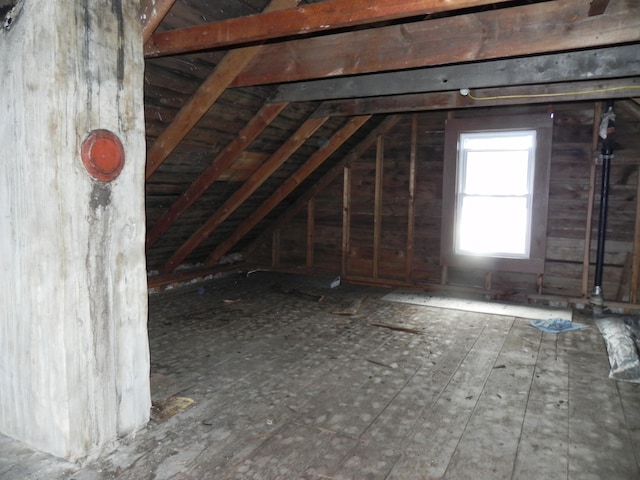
[2, 272, 640, 479]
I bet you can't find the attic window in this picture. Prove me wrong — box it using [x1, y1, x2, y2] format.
[440, 114, 553, 274]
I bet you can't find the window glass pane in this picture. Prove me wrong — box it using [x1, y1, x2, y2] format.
[457, 196, 529, 256]
[464, 150, 530, 195]
[462, 132, 534, 151]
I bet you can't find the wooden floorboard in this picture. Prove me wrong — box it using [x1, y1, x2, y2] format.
[1, 272, 639, 479]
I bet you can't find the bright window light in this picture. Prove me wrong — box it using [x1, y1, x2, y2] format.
[455, 130, 536, 258]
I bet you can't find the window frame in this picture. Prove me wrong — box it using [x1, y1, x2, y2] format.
[440, 114, 553, 275]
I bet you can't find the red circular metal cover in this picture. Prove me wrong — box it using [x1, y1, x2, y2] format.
[81, 129, 125, 182]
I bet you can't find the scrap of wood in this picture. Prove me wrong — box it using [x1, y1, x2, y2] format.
[151, 396, 195, 423]
[370, 322, 424, 335]
[332, 296, 366, 315]
[223, 298, 241, 304]
[366, 359, 398, 369]
[271, 285, 325, 302]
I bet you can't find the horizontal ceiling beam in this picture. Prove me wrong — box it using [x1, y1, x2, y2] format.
[144, 0, 299, 179]
[144, 0, 515, 58]
[232, 0, 640, 87]
[271, 45, 640, 103]
[312, 78, 640, 117]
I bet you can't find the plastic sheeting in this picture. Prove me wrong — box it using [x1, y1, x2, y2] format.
[595, 315, 640, 383]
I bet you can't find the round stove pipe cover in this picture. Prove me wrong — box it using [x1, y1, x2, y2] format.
[81, 129, 125, 182]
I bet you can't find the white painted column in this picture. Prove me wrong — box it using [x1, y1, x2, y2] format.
[0, 0, 150, 460]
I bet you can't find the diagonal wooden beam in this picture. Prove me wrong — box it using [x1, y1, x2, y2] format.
[145, 0, 299, 180]
[312, 78, 640, 117]
[146, 102, 288, 247]
[243, 115, 402, 260]
[144, 0, 515, 58]
[161, 114, 328, 272]
[201, 116, 372, 269]
[231, 0, 640, 87]
[141, 0, 176, 43]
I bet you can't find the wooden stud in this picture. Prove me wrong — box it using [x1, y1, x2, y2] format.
[616, 252, 632, 302]
[441, 266, 448, 286]
[306, 199, 315, 270]
[581, 102, 602, 297]
[342, 165, 351, 278]
[537, 274, 544, 295]
[485, 271, 492, 291]
[406, 114, 417, 282]
[272, 230, 280, 267]
[200, 116, 372, 270]
[146, 102, 288, 247]
[373, 135, 384, 279]
[232, 0, 640, 87]
[144, 0, 299, 179]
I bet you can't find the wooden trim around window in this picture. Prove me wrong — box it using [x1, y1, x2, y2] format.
[440, 114, 553, 275]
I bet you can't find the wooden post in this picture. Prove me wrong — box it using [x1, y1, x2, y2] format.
[373, 135, 384, 279]
[0, 0, 149, 460]
[306, 199, 315, 269]
[406, 114, 418, 282]
[342, 165, 352, 277]
[581, 102, 602, 297]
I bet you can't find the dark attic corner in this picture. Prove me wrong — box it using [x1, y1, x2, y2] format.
[1, 0, 640, 478]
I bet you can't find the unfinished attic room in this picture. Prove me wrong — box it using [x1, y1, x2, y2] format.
[3, 0, 640, 478]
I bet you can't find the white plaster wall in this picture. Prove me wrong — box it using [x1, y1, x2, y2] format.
[0, 0, 150, 459]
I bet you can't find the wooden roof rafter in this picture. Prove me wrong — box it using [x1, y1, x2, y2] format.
[141, 0, 176, 43]
[146, 101, 288, 247]
[201, 115, 372, 269]
[144, 0, 300, 180]
[144, 0, 517, 58]
[243, 115, 403, 260]
[160, 113, 330, 272]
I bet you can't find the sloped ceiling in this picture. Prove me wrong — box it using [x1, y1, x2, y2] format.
[142, 0, 640, 279]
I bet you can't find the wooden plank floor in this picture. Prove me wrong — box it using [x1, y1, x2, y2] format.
[1, 272, 639, 479]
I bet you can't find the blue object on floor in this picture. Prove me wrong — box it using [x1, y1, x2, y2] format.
[530, 318, 587, 334]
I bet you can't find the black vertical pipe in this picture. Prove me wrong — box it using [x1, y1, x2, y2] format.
[594, 101, 615, 293]
[594, 147, 612, 289]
